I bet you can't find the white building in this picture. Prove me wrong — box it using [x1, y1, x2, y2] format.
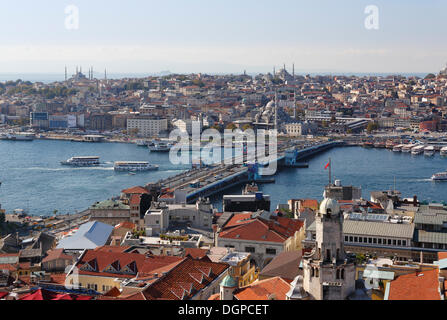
[127, 116, 168, 137]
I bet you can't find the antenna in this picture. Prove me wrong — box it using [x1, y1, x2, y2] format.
[329, 158, 332, 186]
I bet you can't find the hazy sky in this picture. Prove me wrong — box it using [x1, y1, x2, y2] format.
[0, 0, 446, 75]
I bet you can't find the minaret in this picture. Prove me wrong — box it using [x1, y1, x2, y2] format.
[274, 91, 278, 130]
[65, 66, 67, 81]
[293, 90, 296, 119]
[91, 66, 93, 80]
[293, 63, 295, 78]
[273, 66, 276, 77]
[104, 69, 107, 81]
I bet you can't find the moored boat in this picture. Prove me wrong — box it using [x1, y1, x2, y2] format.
[424, 146, 435, 157]
[393, 144, 404, 152]
[441, 147, 447, 157]
[411, 145, 425, 155]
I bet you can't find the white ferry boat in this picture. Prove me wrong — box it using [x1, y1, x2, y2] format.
[424, 145, 435, 156]
[392, 144, 404, 152]
[401, 143, 416, 153]
[411, 145, 425, 155]
[114, 161, 159, 172]
[148, 141, 172, 152]
[431, 171, 447, 181]
[441, 147, 447, 156]
[61, 156, 100, 166]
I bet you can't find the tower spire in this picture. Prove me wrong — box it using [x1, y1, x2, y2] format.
[65, 66, 67, 81]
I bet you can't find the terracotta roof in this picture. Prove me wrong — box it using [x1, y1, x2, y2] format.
[219, 217, 303, 243]
[387, 269, 441, 300]
[234, 277, 291, 300]
[184, 248, 209, 259]
[141, 257, 229, 300]
[438, 252, 447, 261]
[223, 213, 254, 229]
[42, 249, 73, 263]
[299, 199, 318, 210]
[121, 186, 148, 194]
[74, 250, 183, 279]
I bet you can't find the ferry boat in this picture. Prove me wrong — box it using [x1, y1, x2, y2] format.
[148, 141, 172, 152]
[424, 146, 435, 157]
[402, 143, 417, 153]
[393, 144, 404, 152]
[440, 147, 447, 157]
[114, 161, 159, 172]
[431, 171, 447, 181]
[411, 145, 425, 155]
[61, 156, 100, 166]
[2, 132, 35, 141]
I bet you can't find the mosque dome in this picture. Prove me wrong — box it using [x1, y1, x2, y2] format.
[319, 197, 340, 216]
[220, 275, 237, 288]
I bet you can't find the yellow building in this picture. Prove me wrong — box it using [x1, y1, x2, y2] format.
[219, 251, 257, 288]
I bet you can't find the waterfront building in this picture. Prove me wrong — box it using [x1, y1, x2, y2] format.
[127, 116, 168, 137]
[223, 193, 271, 213]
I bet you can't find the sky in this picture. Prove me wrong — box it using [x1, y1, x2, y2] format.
[0, 0, 446, 75]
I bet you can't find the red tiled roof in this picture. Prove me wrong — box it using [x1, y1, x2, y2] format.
[234, 277, 291, 300]
[121, 186, 148, 194]
[42, 249, 73, 263]
[300, 199, 318, 210]
[387, 269, 441, 300]
[75, 250, 183, 279]
[223, 213, 254, 229]
[219, 217, 303, 243]
[438, 252, 447, 261]
[141, 257, 229, 300]
[184, 248, 209, 259]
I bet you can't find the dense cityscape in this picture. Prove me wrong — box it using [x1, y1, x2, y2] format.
[1, 62, 447, 302]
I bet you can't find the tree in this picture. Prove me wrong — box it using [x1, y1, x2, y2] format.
[424, 73, 436, 80]
[0, 212, 5, 224]
[226, 123, 237, 130]
[53, 209, 58, 217]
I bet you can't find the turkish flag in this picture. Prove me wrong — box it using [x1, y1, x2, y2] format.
[324, 162, 330, 170]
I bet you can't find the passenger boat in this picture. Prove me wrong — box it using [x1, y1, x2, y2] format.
[393, 144, 404, 152]
[374, 141, 386, 148]
[431, 171, 447, 181]
[114, 161, 159, 171]
[440, 147, 447, 157]
[148, 141, 172, 152]
[61, 156, 100, 166]
[411, 145, 425, 155]
[424, 146, 435, 157]
[402, 143, 417, 153]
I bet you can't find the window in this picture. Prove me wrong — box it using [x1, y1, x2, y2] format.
[378, 239, 382, 244]
[245, 247, 255, 253]
[368, 238, 372, 244]
[336, 269, 340, 279]
[393, 240, 397, 246]
[364, 237, 367, 243]
[359, 237, 363, 243]
[388, 239, 392, 245]
[349, 236, 353, 242]
[345, 236, 348, 242]
[354, 237, 358, 242]
[266, 248, 276, 255]
[402, 240, 407, 246]
[373, 238, 377, 244]
[341, 269, 345, 280]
